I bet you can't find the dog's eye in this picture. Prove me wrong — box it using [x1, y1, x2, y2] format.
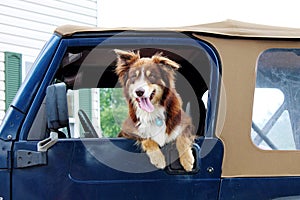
[130, 74, 137, 79]
[149, 74, 156, 80]
[129, 74, 137, 83]
[149, 74, 157, 83]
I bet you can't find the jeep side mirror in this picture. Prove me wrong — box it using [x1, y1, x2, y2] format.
[46, 82, 71, 138]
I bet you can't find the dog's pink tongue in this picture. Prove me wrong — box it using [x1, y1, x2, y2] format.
[139, 98, 154, 112]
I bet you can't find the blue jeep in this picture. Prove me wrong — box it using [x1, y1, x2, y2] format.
[1, 20, 300, 199]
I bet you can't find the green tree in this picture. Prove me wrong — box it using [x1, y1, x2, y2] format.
[100, 88, 128, 137]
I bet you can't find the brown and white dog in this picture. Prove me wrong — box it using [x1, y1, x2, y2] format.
[114, 49, 195, 171]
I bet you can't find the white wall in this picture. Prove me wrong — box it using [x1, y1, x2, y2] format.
[99, 0, 300, 28]
[0, 0, 99, 124]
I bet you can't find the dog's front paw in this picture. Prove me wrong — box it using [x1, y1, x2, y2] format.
[180, 149, 195, 172]
[147, 150, 166, 169]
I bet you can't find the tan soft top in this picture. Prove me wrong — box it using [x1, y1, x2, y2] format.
[56, 19, 300, 178]
[55, 19, 300, 39]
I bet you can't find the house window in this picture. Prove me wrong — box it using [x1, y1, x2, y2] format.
[251, 49, 300, 150]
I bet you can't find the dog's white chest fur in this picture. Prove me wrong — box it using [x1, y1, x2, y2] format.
[136, 106, 180, 147]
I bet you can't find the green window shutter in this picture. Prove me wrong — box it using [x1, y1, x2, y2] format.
[4, 52, 22, 111]
[79, 89, 92, 135]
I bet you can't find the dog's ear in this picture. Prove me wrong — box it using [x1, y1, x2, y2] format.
[114, 49, 140, 68]
[152, 53, 180, 70]
[114, 49, 140, 85]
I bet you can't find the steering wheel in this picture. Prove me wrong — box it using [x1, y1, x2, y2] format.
[78, 109, 99, 138]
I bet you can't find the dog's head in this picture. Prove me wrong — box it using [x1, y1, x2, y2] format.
[114, 49, 180, 113]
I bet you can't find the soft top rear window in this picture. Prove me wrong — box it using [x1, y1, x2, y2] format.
[252, 48, 300, 150]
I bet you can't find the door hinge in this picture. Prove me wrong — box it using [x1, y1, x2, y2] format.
[15, 150, 47, 168]
[15, 132, 58, 168]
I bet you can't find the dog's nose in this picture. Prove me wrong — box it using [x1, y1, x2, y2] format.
[135, 88, 145, 97]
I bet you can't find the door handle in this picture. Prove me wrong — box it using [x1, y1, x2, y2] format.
[37, 132, 58, 152]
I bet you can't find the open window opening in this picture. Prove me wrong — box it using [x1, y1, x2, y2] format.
[28, 41, 217, 140]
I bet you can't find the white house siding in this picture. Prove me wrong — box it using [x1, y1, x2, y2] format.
[0, 0, 98, 67]
[0, 0, 99, 125]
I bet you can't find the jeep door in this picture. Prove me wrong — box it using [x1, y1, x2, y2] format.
[11, 32, 223, 200]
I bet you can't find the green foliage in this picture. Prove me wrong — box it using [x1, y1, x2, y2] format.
[100, 88, 128, 137]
